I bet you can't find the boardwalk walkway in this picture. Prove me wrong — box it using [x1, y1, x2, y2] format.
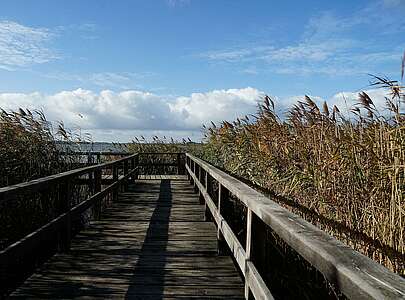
[11, 176, 244, 299]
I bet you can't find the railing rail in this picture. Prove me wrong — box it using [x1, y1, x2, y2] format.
[0, 152, 185, 296]
[3, 151, 404, 299]
[60, 151, 130, 165]
[185, 153, 405, 300]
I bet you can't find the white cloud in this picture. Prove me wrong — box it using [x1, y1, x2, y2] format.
[170, 87, 263, 128]
[0, 21, 58, 70]
[279, 88, 392, 117]
[0, 87, 262, 140]
[197, 2, 405, 76]
[327, 88, 392, 114]
[42, 71, 152, 89]
[0, 86, 395, 141]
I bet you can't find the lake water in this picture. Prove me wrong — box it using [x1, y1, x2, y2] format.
[57, 142, 130, 153]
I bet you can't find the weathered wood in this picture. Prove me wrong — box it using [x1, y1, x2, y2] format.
[61, 151, 130, 156]
[205, 173, 213, 222]
[0, 155, 139, 296]
[93, 169, 102, 220]
[246, 261, 275, 300]
[123, 160, 129, 191]
[0, 153, 139, 202]
[217, 184, 229, 255]
[11, 179, 244, 299]
[133, 155, 139, 181]
[113, 165, 118, 202]
[58, 180, 71, 252]
[245, 208, 253, 299]
[187, 153, 405, 300]
[186, 164, 247, 278]
[0, 169, 136, 287]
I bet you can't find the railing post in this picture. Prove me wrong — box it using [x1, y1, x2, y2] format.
[186, 156, 191, 181]
[58, 180, 71, 252]
[88, 170, 94, 194]
[134, 154, 139, 180]
[248, 211, 268, 299]
[205, 173, 213, 221]
[124, 159, 129, 191]
[193, 161, 198, 192]
[177, 153, 181, 175]
[130, 157, 135, 183]
[198, 168, 204, 205]
[188, 158, 194, 186]
[245, 208, 253, 299]
[94, 168, 102, 220]
[113, 164, 118, 202]
[217, 184, 229, 255]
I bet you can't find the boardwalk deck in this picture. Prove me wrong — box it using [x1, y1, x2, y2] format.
[10, 177, 244, 299]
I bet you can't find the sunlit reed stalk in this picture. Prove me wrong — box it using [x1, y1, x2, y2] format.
[200, 68, 405, 275]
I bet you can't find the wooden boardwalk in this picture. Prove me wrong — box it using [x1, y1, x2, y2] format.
[11, 176, 244, 299]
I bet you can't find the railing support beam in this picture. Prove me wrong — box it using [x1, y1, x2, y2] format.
[94, 169, 102, 220]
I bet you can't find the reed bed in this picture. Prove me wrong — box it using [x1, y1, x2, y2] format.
[200, 75, 405, 275]
[0, 108, 85, 187]
[0, 109, 89, 250]
[128, 136, 201, 153]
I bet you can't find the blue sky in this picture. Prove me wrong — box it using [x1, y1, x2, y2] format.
[0, 0, 404, 141]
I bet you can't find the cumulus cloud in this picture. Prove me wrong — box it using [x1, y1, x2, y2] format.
[0, 87, 262, 133]
[279, 88, 392, 117]
[0, 86, 395, 141]
[170, 87, 262, 128]
[0, 21, 58, 70]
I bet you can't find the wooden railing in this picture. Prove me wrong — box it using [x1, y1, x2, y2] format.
[0, 152, 185, 295]
[2, 151, 404, 299]
[185, 153, 405, 300]
[60, 151, 130, 165]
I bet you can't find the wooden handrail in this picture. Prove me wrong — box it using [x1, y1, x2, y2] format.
[60, 151, 130, 156]
[0, 152, 186, 295]
[185, 153, 405, 300]
[0, 152, 186, 201]
[0, 153, 139, 202]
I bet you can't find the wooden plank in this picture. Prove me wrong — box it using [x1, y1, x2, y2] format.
[187, 154, 405, 300]
[0, 154, 139, 202]
[246, 261, 274, 300]
[186, 164, 247, 276]
[245, 208, 252, 299]
[10, 178, 244, 299]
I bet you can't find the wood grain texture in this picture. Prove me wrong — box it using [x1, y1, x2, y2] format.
[10, 178, 244, 299]
[186, 153, 405, 300]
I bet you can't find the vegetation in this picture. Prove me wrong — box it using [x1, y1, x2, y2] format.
[199, 74, 405, 275]
[0, 108, 88, 188]
[128, 135, 201, 153]
[0, 109, 90, 250]
[1, 64, 404, 277]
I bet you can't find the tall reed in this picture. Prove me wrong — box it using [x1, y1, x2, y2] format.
[200, 75, 405, 275]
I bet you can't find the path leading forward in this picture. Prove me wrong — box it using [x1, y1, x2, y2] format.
[11, 176, 244, 299]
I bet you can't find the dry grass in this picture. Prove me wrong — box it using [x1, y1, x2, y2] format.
[0, 108, 89, 250]
[200, 75, 405, 275]
[0, 108, 91, 187]
[128, 135, 201, 153]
